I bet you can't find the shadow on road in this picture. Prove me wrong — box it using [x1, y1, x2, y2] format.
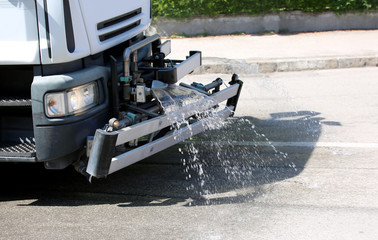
[0, 111, 340, 207]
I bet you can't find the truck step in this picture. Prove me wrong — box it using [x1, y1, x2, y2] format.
[0, 97, 32, 107]
[0, 139, 36, 161]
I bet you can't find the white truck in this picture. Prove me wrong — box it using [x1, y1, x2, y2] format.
[0, 0, 242, 180]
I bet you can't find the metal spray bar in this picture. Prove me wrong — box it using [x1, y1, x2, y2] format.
[114, 83, 239, 146]
[109, 106, 235, 175]
[86, 83, 241, 178]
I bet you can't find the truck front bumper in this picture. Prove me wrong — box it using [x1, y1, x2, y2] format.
[86, 78, 243, 178]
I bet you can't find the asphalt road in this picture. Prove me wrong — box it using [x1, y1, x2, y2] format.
[1, 67, 378, 240]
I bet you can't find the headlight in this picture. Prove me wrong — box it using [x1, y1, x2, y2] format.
[45, 82, 99, 118]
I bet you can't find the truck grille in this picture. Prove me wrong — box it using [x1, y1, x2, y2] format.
[97, 8, 142, 42]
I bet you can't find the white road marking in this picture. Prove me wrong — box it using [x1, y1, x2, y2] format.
[184, 141, 378, 148]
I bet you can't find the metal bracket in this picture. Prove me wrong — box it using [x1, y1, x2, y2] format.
[157, 51, 202, 84]
[226, 74, 244, 115]
[123, 34, 202, 85]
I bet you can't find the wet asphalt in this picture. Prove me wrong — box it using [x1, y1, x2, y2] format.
[1, 67, 378, 239]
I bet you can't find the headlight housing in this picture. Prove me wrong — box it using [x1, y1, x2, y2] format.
[45, 82, 99, 118]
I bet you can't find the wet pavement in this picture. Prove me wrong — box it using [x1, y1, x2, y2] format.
[1, 67, 378, 239]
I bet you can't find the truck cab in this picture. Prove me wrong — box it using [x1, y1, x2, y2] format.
[0, 0, 242, 179]
[1, 0, 151, 168]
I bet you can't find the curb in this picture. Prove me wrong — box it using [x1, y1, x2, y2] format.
[193, 55, 378, 74]
[150, 12, 378, 37]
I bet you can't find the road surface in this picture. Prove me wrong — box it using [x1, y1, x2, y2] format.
[1, 67, 378, 240]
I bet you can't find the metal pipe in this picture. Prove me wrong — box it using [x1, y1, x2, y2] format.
[179, 82, 211, 96]
[204, 78, 223, 92]
[123, 34, 161, 77]
[110, 56, 120, 118]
